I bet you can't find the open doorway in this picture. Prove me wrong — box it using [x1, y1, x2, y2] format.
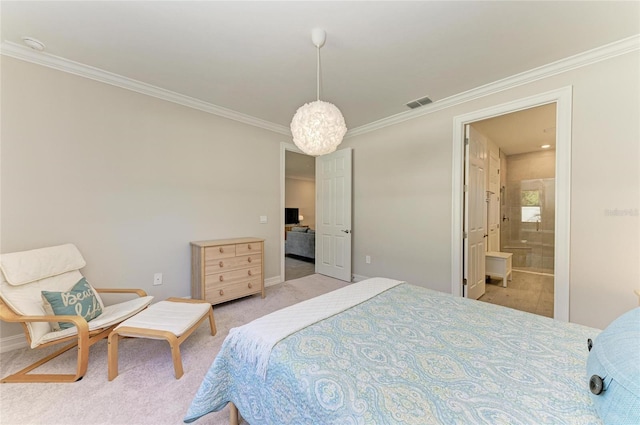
[452, 87, 572, 322]
[284, 150, 316, 281]
[471, 103, 556, 317]
[280, 144, 354, 284]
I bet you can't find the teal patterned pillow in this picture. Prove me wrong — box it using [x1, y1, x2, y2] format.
[42, 277, 103, 330]
[586, 307, 640, 424]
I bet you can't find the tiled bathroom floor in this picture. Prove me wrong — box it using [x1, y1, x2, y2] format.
[479, 270, 554, 318]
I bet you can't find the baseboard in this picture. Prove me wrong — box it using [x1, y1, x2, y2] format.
[265, 276, 283, 287]
[0, 334, 28, 353]
[352, 274, 370, 282]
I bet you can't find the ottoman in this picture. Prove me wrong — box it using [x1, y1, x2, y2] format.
[108, 297, 216, 380]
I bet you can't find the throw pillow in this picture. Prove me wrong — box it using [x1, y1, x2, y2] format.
[292, 227, 308, 232]
[586, 307, 640, 424]
[42, 277, 103, 331]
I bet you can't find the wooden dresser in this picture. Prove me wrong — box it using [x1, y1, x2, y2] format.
[190, 237, 265, 305]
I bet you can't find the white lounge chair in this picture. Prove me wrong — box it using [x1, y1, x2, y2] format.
[0, 243, 153, 383]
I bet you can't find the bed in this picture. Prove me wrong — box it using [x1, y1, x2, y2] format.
[184, 278, 639, 424]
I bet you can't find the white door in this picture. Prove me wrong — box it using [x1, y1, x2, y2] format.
[464, 126, 487, 299]
[315, 148, 352, 282]
[487, 145, 501, 251]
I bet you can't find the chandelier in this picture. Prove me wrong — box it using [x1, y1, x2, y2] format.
[290, 29, 347, 156]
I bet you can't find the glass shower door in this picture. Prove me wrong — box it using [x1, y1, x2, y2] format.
[503, 178, 555, 274]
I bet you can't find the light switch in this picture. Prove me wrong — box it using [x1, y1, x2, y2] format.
[260, 215, 267, 224]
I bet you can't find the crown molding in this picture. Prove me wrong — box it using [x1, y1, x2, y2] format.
[0, 41, 291, 136]
[347, 34, 640, 138]
[2, 34, 638, 139]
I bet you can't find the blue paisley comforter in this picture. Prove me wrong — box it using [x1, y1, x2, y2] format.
[185, 283, 601, 424]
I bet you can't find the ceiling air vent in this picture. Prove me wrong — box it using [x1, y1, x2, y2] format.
[406, 95, 433, 109]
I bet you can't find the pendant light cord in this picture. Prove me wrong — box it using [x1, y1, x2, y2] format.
[316, 45, 320, 101]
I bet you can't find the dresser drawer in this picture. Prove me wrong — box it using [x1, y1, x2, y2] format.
[205, 254, 262, 274]
[236, 242, 262, 256]
[204, 279, 262, 304]
[191, 237, 264, 305]
[205, 244, 236, 260]
[205, 266, 262, 287]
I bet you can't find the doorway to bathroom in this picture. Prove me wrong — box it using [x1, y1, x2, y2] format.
[453, 87, 572, 321]
[470, 104, 557, 317]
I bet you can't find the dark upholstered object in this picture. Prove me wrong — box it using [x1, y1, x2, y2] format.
[285, 230, 315, 259]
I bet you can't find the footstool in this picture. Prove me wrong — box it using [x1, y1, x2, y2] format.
[108, 297, 216, 380]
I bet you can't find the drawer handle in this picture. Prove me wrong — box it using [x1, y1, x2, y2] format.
[248, 270, 252, 276]
[219, 276, 224, 282]
[219, 261, 224, 267]
[248, 257, 252, 263]
[219, 247, 224, 253]
[219, 289, 224, 296]
[248, 244, 252, 250]
[248, 282, 253, 289]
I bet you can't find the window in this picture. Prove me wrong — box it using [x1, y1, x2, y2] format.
[521, 190, 541, 223]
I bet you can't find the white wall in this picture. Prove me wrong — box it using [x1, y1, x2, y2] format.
[0, 57, 286, 339]
[345, 51, 639, 329]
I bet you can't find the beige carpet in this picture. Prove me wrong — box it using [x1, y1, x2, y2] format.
[0, 274, 350, 425]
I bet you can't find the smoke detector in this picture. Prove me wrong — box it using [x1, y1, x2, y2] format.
[21, 36, 46, 51]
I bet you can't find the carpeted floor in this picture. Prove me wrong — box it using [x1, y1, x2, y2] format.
[0, 274, 349, 425]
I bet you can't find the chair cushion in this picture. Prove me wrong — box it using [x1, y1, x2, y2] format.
[0, 244, 86, 286]
[35, 295, 154, 347]
[41, 277, 103, 331]
[1, 269, 87, 345]
[115, 300, 211, 338]
[0, 244, 154, 348]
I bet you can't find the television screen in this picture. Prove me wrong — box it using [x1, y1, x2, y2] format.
[285, 208, 299, 224]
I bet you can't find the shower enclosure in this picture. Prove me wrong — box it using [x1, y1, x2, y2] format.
[501, 178, 555, 274]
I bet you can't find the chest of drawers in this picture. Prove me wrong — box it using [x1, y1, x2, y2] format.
[190, 237, 265, 305]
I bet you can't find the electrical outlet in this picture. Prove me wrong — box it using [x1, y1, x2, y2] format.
[365, 255, 371, 264]
[153, 273, 163, 286]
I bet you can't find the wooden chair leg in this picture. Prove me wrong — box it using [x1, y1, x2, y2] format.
[167, 335, 184, 379]
[108, 332, 120, 381]
[1, 341, 84, 383]
[229, 402, 239, 425]
[1, 321, 95, 383]
[207, 307, 217, 336]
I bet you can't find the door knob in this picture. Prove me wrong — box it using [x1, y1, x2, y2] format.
[341, 230, 351, 234]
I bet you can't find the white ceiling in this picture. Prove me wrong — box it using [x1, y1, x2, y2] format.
[472, 103, 557, 156]
[2, 1, 639, 133]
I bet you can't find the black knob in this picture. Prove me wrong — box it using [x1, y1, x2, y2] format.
[589, 375, 604, 395]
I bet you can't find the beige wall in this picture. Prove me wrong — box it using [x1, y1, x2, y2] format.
[285, 178, 316, 229]
[344, 51, 639, 329]
[1, 57, 286, 339]
[1, 49, 638, 343]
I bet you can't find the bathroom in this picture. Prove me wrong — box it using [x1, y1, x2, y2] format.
[472, 103, 556, 317]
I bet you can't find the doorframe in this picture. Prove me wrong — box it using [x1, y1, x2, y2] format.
[451, 86, 572, 321]
[280, 141, 306, 283]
